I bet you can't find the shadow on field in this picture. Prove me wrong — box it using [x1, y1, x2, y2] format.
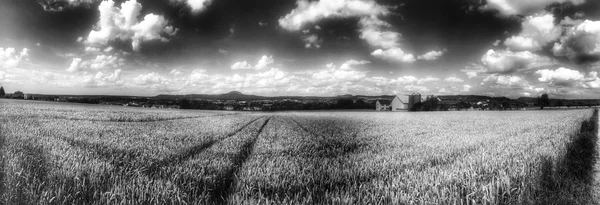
[50, 115, 270, 204]
[535, 109, 598, 205]
[211, 117, 272, 204]
[246, 117, 378, 203]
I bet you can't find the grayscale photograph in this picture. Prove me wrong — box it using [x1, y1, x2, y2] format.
[1, 0, 600, 204]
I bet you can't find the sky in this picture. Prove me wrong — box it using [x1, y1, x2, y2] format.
[1, 0, 600, 98]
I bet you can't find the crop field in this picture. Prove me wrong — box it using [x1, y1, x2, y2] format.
[1, 99, 599, 204]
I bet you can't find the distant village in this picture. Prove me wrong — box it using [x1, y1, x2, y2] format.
[2, 88, 600, 111]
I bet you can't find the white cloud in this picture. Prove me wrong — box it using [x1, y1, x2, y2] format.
[553, 19, 600, 63]
[504, 13, 561, 51]
[37, 0, 99, 12]
[86, 69, 123, 87]
[371, 47, 416, 63]
[482, 75, 530, 87]
[66, 58, 83, 72]
[0, 47, 29, 68]
[586, 71, 600, 88]
[231, 61, 252, 70]
[481, 0, 585, 16]
[417, 50, 445, 61]
[462, 84, 472, 92]
[444, 77, 464, 83]
[169, 69, 184, 76]
[339, 59, 370, 70]
[133, 72, 169, 86]
[255, 55, 274, 69]
[278, 0, 388, 31]
[358, 16, 400, 49]
[302, 34, 322, 48]
[85, 0, 177, 51]
[170, 0, 213, 13]
[66, 55, 123, 72]
[417, 76, 440, 85]
[231, 55, 274, 70]
[480, 49, 554, 73]
[535, 67, 585, 86]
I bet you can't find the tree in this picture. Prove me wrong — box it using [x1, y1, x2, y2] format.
[0, 86, 4, 97]
[539, 94, 549, 109]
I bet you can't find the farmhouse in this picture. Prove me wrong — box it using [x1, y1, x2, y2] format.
[376, 95, 412, 111]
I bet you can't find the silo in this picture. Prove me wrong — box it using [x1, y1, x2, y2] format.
[408, 93, 421, 109]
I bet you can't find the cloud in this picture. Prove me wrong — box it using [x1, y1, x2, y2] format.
[481, 0, 585, 16]
[480, 49, 554, 73]
[552, 19, 600, 64]
[170, 0, 213, 13]
[358, 16, 400, 49]
[231, 55, 274, 70]
[444, 77, 464, 83]
[535, 67, 585, 86]
[255, 55, 275, 69]
[85, 69, 123, 87]
[482, 75, 530, 87]
[133, 72, 169, 86]
[278, 0, 388, 31]
[302, 34, 322, 48]
[462, 85, 472, 92]
[37, 0, 99, 12]
[85, 0, 177, 51]
[0, 47, 29, 68]
[417, 50, 445, 61]
[66, 58, 83, 72]
[371, 47, 416, 63]
[312, 61, 367, 83]
[416, 76, 440, 85]
[504, 13, 561, 51]
[169, 69, 184, 76]
[66, 55, 124, 72]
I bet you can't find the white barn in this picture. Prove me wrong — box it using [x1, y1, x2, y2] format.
[376, 95, 410, 111]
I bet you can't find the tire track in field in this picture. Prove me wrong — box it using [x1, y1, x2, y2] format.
[144, 115, 266, 174]
[211, 116, 273, 204]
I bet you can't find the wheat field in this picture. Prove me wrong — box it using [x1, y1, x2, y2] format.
[0, 99, 598, 204]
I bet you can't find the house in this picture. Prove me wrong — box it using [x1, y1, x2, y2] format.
[376, 95, 410, 111]
[224, 105, 234, 110]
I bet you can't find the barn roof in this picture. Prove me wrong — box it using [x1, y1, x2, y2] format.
[377, 100, 392, 105]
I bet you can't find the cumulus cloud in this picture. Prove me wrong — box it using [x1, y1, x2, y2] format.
[553, 19, 600, 64]
[302, 34, 323, 48]
[255, 55, 275, 69]
[278, 0, 388, 31]
[444, 77, 464, 83]
[480, 49, 554, 73]
[535, 67, 585, 86]
[417, 76, 440, 85]
[358, 16, 400, 49]
[481, 0, 585, 16]
[371, 47, 416, 63]
[0, 47, 29, 68]
[312, 61, 368, 83]
[462, 85, 472, 92]
[85, 0, 177, 51]
[66, 55, 123, 72]
[37, 0, 99, 12]
[231, 55, 274, 70]
[170, 0, 213, 13]
[85, 69, 123, 87]
[67, 58, 83, 72]
[417, 50, 445, 61]
[482, 75, 530, 87]
[504, 13, 561, 51]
